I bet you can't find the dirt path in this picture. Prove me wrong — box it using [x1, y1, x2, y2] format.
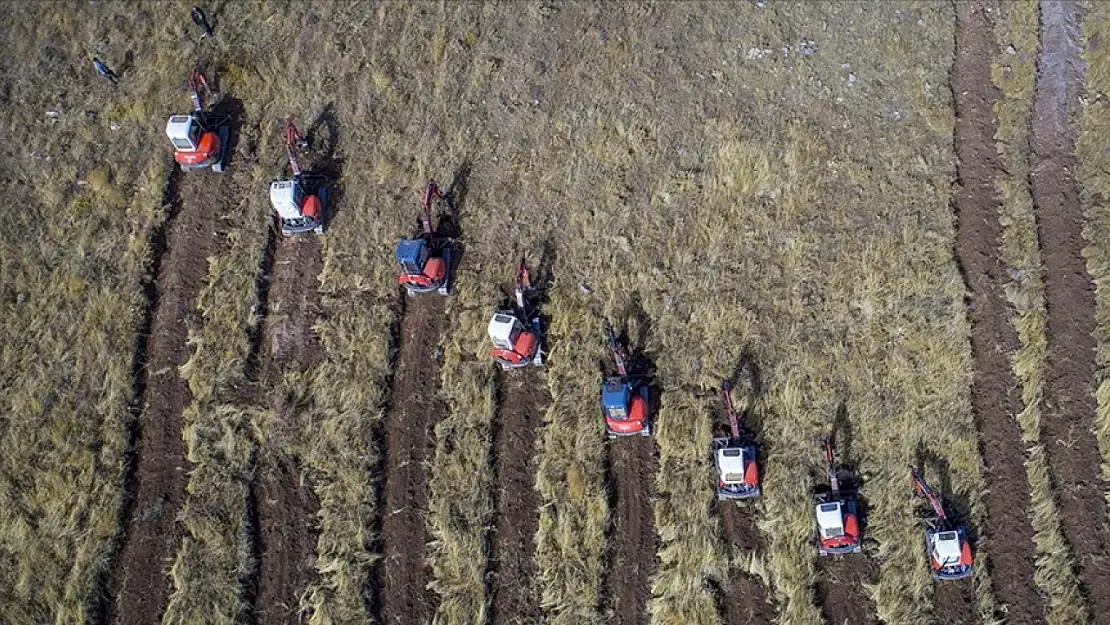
[604, 437, 658, 625]
[816, 558, 878, 625]
[1032, 2, 1110, 620]
[489, 371, 546, 625]
[932, 579, 977, 625]
[949, 2, 1047, 624]
[716, 505, 773, 625]
[377, 296, 446, 624]
[250, 234, 325, 625]
[253, 454, 320, 625]
[111, 171, 217, 625]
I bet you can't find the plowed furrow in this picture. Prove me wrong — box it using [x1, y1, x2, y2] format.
[489, 371, 546, 625]
[950, 2, 1046, 623]
[716, 505, 773, 625]
[1032, 1, 1110, 620]
[112, 171, 219, 625]
[933, 578, 977, 625]
[604, 437, 658, 625]
[816, 558, 878, 625]
[378, 297, 446, 624]
[251, 234, 325, 625]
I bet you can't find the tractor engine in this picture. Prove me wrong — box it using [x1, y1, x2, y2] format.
[927, 528, 973, 580]
[815, 500, 862, 556]
[396, 239, 447, 289]
[270, 180, 323, 235]
[166, 115, 221, 170]
[602, 378, 649, 436]
[488, 313, 538, 367]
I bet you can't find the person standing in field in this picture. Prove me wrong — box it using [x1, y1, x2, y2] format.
[191, 6, 213, 38]
[92, 57, 118, 85]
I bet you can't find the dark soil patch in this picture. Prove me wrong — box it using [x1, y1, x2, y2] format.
[604, 436, 658, 625]
[1032, 1, 1110, 620]
[489, 370, 546, 625]
[933, 578, 977, 625]
[111, 171, 219, 625]
[251, 234, 326, 625]
[949, 2, 1047, 624]
[816, 557, 878, 625]
[377, 296, 446, 624]
[265, 236, 326, 376]
[715, 504, 773, 625]
[253, 453, 320, 625]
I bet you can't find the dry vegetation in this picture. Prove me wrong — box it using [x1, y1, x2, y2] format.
[0, 3, 183, 622]
[9, 2, 1110, 625]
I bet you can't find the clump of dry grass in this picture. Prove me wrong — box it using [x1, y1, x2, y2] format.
[990, 2, 1090, 623]
[427, 279, 497, 624]
[650, 388, 733, 625]
[533, 297, 610, 625]
[1078, 0, 1110, 518]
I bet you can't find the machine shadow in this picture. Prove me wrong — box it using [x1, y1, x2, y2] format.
[914, 443, 976, 547]
[305, 104, 344, 229]
[612, 292, 660, 417]
[817, 403, 872, 542]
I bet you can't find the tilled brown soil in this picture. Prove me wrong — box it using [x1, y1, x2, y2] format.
[949, 2, 1046, 624]
[933, 578, 977, 625]
[489, 371, 546, 625]
[111, 171, 218, 625]
[252, 234, 325, 625]
[716, 504, 773, 625]
[816, 557, 878, 625]
[604, 437, 658, 625]
[1032, 2, 1110, 621]
[378, 296, 446, 625]
[253, 453, 320, 625]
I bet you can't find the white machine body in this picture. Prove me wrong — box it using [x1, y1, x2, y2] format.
[166, 115, 200, 151]
[716, 447, 749, 484]
[930, 531, 963, 566]
[815, 502, 846, 539]
[488, 313, 522, 351]
[270, 180, 305, 221]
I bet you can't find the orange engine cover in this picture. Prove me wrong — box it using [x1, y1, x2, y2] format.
[843, 512, 859, 539]
[609, 394, 649, 434]
[423, 256, 446, 281]
[175, 130, 220, 165]
[744, 459, 760, 486]
[491, 347, 523, 364]
[628, 394, 647, 424]
[514, 331, 537, 358]
[302, 194, 322, 219]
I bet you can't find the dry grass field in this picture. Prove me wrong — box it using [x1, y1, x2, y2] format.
[3, 2, 1110, 625]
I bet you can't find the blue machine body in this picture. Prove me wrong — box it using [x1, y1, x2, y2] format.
[395, 238, 427, 274]
[601, 378, 630, 418]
